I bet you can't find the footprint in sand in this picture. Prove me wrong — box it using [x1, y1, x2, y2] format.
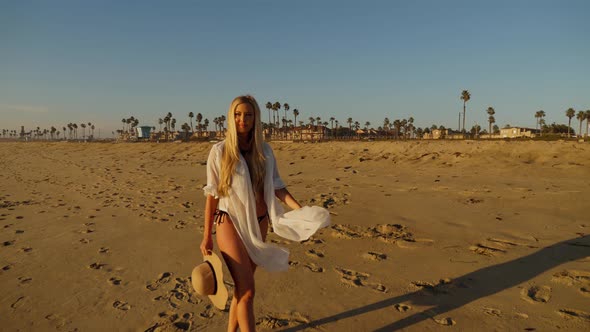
[108, 277, 122, 285]
[3, 240, 15, 247]
[11, 296, 30, 309]
[335, 267, 387, 293]
[89, 262, 106, 270]
[362, 251, 387, 261]
[146, 311, 193, 331]
[304, 263, 324, 273]
[306, 249, 325, 258]
[80, 238, 91, 244]
[433, 317, 456, 326]
[411, 279, 453, 295]
[521, 285, 551, 303]
[469, 243, 507, 256]
[45, 314, 67, 329]
[394, 303, 412, 313]
[199, 305, 216, 319]
[558, 308, 590, 322]
[2, 264, 13, 272]
[396, 238, 435, 249]
[483, 307, 502, 317]
[146, 272, 172, 291]
[174, 220, 187, 229]
[112, 300, 131, 311]
[256, 312, 311, 330]
[551, 270, 590, 296]
[99, 247, 109, 254]
[18, 276, 32, 285]
[301, 238, 325, 245]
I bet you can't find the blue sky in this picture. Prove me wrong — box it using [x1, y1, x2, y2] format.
[1, 0, 589, 136]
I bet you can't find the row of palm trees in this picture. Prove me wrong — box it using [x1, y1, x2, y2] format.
[459, 89, 590, 138]
[1, 123, 96, 141]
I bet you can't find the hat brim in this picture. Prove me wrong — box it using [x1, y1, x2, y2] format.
[203, 251, 228, 310]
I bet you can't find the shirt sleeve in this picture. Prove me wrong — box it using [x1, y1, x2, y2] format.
[203, 145, 220, 198]
[271, 149, 287, 190]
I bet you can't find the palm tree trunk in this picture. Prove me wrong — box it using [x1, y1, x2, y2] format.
[462, 102, 466, 132]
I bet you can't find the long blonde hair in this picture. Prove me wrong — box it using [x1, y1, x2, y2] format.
[218, 95, 266, 197]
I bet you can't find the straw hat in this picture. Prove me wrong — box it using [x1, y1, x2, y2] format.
[191, 252, 228, 310]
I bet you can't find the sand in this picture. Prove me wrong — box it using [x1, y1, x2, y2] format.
[0, 140, 588, 331]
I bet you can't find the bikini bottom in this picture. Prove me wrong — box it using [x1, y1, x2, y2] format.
[213, 209, 268, 226]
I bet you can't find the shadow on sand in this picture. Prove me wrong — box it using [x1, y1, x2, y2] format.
[280, 235, 589, 331]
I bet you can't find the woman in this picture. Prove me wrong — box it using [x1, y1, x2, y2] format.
[200, 95, 302, 332]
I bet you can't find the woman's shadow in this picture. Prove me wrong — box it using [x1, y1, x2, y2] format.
[280, 235, 589, 331]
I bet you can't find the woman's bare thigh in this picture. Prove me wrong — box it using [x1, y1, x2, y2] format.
[216, 214, 254, 288]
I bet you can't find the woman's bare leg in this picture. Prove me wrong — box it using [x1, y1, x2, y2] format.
[216, 215, 261, 332]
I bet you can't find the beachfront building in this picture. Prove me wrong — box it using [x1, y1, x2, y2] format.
[500, 127, 537, 138]
[422, 129, 466, 140]
[136, 126, 152, 139]
[299, 125, 328, 141]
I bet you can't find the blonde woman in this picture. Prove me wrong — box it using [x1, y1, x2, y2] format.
[200, 95, 319, 331]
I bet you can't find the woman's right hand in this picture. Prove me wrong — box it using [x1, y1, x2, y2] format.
[200, 235, 213, 257]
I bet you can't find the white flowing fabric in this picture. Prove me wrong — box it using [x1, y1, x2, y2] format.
[203, 141, 330, 272]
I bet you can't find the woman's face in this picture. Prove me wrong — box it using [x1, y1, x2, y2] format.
[234, 102, 255, 135]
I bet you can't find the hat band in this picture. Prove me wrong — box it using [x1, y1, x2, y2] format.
[205, 260, 218, 295]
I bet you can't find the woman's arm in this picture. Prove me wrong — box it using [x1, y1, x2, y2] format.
[275, 187, 302, 210]
[200, 195, 219, 256]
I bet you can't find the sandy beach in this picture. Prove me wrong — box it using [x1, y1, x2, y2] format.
[0, 140, 588, 331]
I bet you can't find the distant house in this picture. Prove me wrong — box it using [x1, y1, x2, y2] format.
[500, 127, 537, 138]
[424, 129, 448, 139]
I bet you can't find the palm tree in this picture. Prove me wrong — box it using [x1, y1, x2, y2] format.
[383, 117, 390, 138]
[460, 90, 471, 131]
[62, 126, 67, 140]
[565, 108, 575, 138]
[166, 112, 173, 131]
[189, 112, 194, 133]
[272, 102, 281, 136]
[364, 121, 370, 130]
[393, 120, 402, 139]
[219, 115, 226, 136]
[196, 113, 203, 137]
[535, 110, 542, 131]
[316, 117, 321, 131]
[81, 123, 87, 139]
[538, 110, 546, 136]
[204, 118, 209, 133]
[121, 118, 126, 132]
[293, 109, 299, 139]
[283, 103, 290, 138]
[347, 117, 353, 137]
[576, 111, 586, 138]
[308, 117, 315, 126]
[181, 123, 190, 141]
[329, 117, 335, 138]
[265, 101, 274, 128]
[586, 110, 590, 137]
[91, 125, 95, 138]
[487, 107, 496, 138]
[158, 118, 163, 133]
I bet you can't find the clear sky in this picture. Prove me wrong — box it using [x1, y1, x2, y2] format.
[1, 0, 589, 136]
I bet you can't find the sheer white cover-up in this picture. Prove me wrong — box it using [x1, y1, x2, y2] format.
[203, 141, 330, 272]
